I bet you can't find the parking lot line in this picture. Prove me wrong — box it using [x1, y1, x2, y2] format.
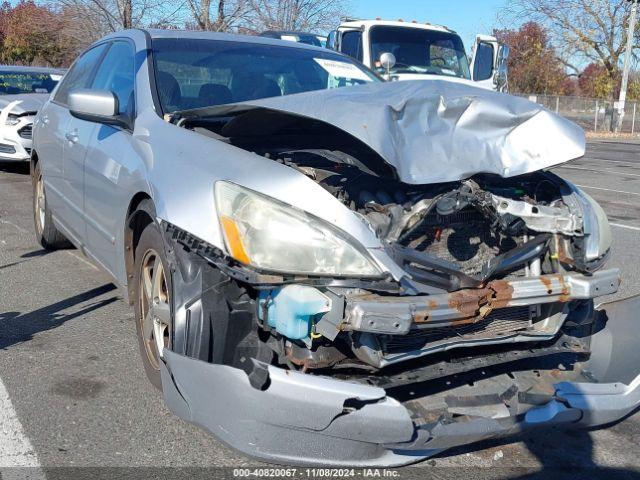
[0, 378, 44, 475]
[610, 223, 640, 232]
[575, 185, 640, 196]
[560, 165, 640, 177]
[578, 158, 640, 166]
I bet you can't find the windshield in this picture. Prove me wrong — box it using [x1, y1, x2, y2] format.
[280, 34, 322, 47]
[0, 71, 61, 94]
[369, 26, 471, 79]
[153, 38, 379, 113]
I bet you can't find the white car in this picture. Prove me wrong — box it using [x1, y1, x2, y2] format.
[0, 66, 65, 162]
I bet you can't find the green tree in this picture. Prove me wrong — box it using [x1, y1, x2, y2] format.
[0, 1, 67, 66]
[494, 22, 568, 94]
[501, 0, 639, 92]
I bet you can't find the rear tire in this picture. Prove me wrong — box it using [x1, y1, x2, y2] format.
[32, 161, 70, 250]
[133, 220, 173, 390]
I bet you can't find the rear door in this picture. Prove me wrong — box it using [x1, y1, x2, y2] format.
[82, 40, 137, 279]
[39, 43, 108, 242]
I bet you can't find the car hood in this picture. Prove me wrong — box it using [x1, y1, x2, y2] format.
[178, 80, 585, 185]
[0, 93, 49, 115]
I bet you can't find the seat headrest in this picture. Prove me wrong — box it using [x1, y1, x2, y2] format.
[156, 71, 181, 108]
[198, 83, 232, 106]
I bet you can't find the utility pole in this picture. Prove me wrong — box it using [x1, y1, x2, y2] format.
[615, 0, 639, 133]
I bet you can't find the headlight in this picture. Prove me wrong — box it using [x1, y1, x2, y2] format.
[5, 114, 19, 126]
[215, 182, 382, 277]
[573, 185, 612, 265]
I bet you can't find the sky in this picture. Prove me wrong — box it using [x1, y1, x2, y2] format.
[9, 0, 511, 52]
[351, 0, 509, 51]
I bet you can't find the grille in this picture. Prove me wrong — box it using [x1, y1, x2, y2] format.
[0, 143, 16, 154]
[402, 208, 523, 276]
[18, 125, 32, 139]
[383, 305, 533, 354]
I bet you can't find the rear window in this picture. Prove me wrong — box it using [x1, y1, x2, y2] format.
[152, 38, 378, 113]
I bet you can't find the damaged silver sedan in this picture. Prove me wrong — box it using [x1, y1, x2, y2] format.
[32, 29, 640, 467]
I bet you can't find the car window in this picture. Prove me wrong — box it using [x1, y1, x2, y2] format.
[153, 39, 378, 113]
[341, 31, 363, 62]
[91, 41, 136, 116]
[430, 39, 465, 73]
[369, 26, 471, 79]
[54, 43, 108, 105]
[473, 42, 494, 81]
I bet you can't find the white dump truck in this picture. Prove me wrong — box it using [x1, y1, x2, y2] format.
[328, 19, 509, 92]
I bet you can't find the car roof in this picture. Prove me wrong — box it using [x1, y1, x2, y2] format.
[340, 19, 454, 34]
[143, 28, 327, 52]
[0, 65, 66, 74]
[261, 30, 318, 36]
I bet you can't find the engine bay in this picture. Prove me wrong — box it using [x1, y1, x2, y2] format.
[174, 113, 614, 376]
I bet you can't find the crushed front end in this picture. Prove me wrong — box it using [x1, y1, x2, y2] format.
[156, 83, 639, 466]
[156, 161, 640, 466]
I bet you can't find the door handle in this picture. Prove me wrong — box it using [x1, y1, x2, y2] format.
[65, 130, 79, 144]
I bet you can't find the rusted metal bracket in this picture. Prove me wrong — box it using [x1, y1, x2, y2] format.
[343, 269, 621, 335]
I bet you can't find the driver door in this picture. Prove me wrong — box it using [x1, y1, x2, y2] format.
[82, 40, 137, 280]
[470, 35, 507, 92]
[337, 29, 365, 65]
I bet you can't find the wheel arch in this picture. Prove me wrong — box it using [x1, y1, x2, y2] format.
[30, 150, 39, 178]
[124, 192, 155, 304]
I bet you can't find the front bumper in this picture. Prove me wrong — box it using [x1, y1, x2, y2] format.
[344, 270, 621, 334]
[0, 120, 33, 162]
[160, 294, 640, 467]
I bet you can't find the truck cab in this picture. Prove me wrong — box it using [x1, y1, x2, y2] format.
[328, 19, 508, 92]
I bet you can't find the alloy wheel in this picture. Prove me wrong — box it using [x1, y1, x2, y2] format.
[138, 249, 171, 369]
[35, 173, 45, 234]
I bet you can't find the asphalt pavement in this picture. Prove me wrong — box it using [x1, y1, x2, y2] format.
[1, 139, 640, 479]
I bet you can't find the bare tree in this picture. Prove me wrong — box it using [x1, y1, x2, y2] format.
[248, 0, 349, 33]
[501, 0, 639, 81]
[186, 0, 251, 31]
[117, 0, 133, 28]
[53, 0, 182, 37]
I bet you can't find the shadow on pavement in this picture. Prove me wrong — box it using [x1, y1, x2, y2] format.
[435, 428, 639, 479]
[0, 161, 29, 175]
[0, 284, 118, 349]
[20, 249, 53, 259]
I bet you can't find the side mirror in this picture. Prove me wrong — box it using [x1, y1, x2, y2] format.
[68, 89, 131, 128]
[498, 44, 510, 63]
[327, 30, 338, 50]
[379, 52, 396, 80]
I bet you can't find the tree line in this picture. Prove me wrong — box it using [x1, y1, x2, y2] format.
[497, 0, 640, 100]
[0, 0, 638, 100]
[0, 0, 348, 67]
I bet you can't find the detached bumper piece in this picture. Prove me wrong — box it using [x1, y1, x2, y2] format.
[160, 295, 640, 467]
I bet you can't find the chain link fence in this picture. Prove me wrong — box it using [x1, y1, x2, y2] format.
[515, 94, 639, 134]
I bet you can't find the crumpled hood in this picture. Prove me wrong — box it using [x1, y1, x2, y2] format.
[210, 80, 585, 185]
[0, 93, 48, 115]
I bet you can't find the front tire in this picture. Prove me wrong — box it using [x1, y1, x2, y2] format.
[133, 221, 173, 390]
[32, 161, 70, 250]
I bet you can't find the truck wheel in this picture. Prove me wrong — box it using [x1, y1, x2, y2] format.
[32, 161, 70, 250]
[133, 221, 172, 390]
